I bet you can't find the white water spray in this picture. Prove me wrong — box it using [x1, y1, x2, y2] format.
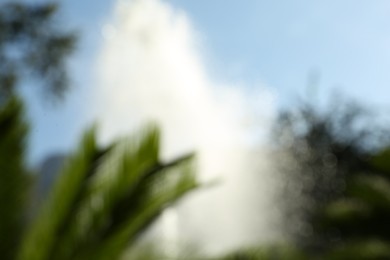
[94, 0, 282, 255]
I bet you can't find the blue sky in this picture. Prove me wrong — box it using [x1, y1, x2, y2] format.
[22, 0, 390, 164]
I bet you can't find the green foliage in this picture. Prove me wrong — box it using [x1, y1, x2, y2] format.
[0, 1, 77, 259]
[275, 98, 390, 259]
[316, 168, 390, 256]
[18, 125, 98, 260]
[18, 124, 199, 260]
[371, 148, 390, 174]
[325, 240, 390, 260]
[0, 96, 30, 260]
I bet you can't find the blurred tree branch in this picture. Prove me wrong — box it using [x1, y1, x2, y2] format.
[0, 1, 76, 103]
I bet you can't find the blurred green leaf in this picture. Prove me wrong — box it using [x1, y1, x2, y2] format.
[326, 240, 390, 260]
[371, 148, 390, 174]
[17, 124, 199, 260]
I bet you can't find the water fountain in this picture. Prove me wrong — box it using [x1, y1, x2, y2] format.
[94, 0, 281, 255]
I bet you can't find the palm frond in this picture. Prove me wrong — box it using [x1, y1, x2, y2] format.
[18, 124, 199, 260]
[89, 154, 198, 260]
[18, 126, 98, 260]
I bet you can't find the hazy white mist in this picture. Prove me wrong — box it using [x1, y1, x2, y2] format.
[94, 0, 283, 254]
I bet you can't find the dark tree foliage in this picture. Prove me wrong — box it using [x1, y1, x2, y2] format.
[0, 96, 30, 260]
[0, 1, 76, 102]
[317, 148, 390, 259]
[275, 99, 390, 259]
